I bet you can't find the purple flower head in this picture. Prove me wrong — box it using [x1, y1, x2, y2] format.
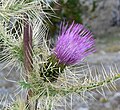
[54, 22, 95, 65]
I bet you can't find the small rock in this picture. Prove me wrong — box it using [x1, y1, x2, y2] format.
[110, 92, 120, 104]
[78, 107, 89, 110]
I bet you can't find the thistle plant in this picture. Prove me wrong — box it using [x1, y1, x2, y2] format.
[0, 0, 120, 110]
[26, 22, 120, 109]
[39, 22, 95, 82]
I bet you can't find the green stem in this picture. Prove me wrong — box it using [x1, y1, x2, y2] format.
[62, 73, 120, 94]
[45, 73, 120, 96]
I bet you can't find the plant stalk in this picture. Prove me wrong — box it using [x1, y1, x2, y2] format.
[23, 14, 33, 109]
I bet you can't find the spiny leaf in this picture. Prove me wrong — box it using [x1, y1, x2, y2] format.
[19, 81, 31, 89]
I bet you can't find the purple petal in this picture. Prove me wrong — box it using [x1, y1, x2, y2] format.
[54, 22, 96, 65]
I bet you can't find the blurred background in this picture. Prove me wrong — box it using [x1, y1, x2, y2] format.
[0, 0, 120, 110]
